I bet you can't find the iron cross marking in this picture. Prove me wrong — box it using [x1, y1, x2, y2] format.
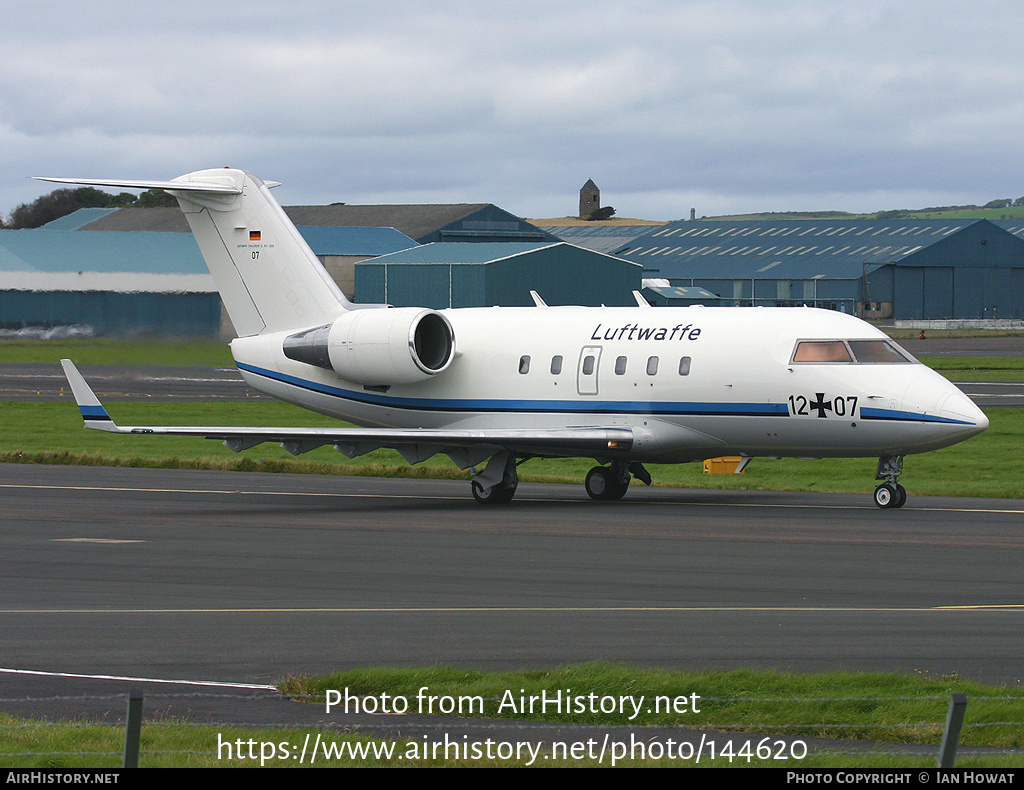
[809, 393, 833, 418]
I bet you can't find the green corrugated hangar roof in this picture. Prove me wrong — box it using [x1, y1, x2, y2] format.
[0, 224, 415, 279]
[0, 229, 209, 275]
[537, 224, 657, 254]
[39, 207, 120, 230]
[614, 218, 1022, 279]
[366, 241, 553, 264]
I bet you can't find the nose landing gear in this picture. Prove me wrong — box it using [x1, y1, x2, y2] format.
[874, 455, 907, 509]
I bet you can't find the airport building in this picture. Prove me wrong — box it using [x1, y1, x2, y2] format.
[0, 212, 416, 336]
[613, 218, 1024, 319]
[0, 205, 609, 336]
[355, 242, 642, 309]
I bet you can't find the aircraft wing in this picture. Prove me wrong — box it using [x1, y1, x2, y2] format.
[60, 360, 633, 467]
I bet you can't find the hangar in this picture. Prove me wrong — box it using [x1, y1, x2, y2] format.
[1, 207, 614, 335]
[0, 216, 415, 336]
[614, 218, 1024, 319]
[355, 242, 642, 309]
[0, 226, 222, 336]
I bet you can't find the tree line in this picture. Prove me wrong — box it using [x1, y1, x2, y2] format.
[1, 187, 177, 229]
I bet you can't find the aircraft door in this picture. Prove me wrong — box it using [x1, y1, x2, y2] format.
[577, 346, 602, 395]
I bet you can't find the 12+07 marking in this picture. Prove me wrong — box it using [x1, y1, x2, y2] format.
[788, 394, 858, 419]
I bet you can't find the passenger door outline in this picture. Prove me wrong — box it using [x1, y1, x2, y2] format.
[577, 345, 602, 395]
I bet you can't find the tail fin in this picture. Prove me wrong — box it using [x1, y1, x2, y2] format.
[36, 169, 350, 336]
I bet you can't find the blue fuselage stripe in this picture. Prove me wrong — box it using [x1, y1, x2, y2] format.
[236, 363, 977, 426]
[859, 408, 975, 426]
[237, 362, 788, 417]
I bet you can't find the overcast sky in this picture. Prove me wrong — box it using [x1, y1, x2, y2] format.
[3, 0, 1023, 221]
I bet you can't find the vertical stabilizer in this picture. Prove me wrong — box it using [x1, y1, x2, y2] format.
[35, 169, 352, 336]
[168, 169, 349, 336]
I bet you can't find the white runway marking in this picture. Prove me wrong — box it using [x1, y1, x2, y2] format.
[0, 666, 275, 690]
[4, 482, 1023, 513]
[3, 605, 1022, 614]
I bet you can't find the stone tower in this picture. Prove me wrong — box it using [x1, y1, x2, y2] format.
[579, 179, 600, 218]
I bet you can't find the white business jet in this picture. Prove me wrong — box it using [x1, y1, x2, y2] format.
[41, 169, 988, 508]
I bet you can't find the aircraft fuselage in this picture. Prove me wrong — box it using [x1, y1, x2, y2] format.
[231, 304, 986, 465]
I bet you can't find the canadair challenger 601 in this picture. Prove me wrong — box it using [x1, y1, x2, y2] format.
[39, 168, 988, 508]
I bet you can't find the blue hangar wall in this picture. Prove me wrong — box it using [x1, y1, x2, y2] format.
[615, 218, 1024, 319]
[356, 242, 642, 308]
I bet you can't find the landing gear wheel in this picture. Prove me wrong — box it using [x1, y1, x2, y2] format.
[874, 483, 902, 509]
[471, 480, 517, 505]
[585, 466, 629, 501]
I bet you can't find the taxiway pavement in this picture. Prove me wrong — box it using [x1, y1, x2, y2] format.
[3, 464, 1022, 688]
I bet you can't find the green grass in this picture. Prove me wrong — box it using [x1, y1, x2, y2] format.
[5, 665, 1024, 767]
[1, 400, 1019, 498]
[0, 338, 234, 367]
[921, 357, 1024, 381]
[708, 206, 1024, 221]
[2, 338, 1021, 496]
[4, 716, 1022, 768]
[903, 206, 1024, 219]
[883, 328, 1024, 340]
[280, 664, 1024, 748]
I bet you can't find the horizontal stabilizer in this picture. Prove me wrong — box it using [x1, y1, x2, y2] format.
[34, 176, 242, 194]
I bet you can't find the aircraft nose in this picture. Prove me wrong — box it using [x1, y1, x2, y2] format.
[900, 371, 989, 441]
[938, 388, 989, 434]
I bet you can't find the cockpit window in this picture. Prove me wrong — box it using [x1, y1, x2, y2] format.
[848, 340, 914, 364]
[791, 339, 915, 364]
[792, 341, 853, 363]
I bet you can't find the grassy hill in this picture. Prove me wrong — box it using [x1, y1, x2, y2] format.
[706, 204, 1024, 222]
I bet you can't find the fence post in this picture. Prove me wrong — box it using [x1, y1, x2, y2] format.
[123, 688, 143, 768]
[937, 693, 967, 768]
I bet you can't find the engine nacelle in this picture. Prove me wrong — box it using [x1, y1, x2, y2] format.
[283, 308, 454, 386]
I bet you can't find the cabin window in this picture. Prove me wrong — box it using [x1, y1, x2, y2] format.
[848, 340, 913, 364]
[582, 355, 595, 375]
[678, 356, 691, 375]
[646, 356, 659, 375]
[791, 341, 853, 363]
[550, 355, 563, 374]
[519, 355, 531, 374]
[615, 356, 627, 375]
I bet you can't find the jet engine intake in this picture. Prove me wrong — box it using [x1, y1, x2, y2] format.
[283, 308, 454, 385]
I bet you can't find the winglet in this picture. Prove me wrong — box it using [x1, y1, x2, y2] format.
[60, 359, 118, 431]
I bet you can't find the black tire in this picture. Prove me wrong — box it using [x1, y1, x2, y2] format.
[874, 483, 899, 509]
[585, 466, 629, 501]
[471, 480, 516, 504]
[893, 484, 907, 509]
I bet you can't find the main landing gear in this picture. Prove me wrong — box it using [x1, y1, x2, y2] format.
[585, 461, 652, 501]
[470, 451, 519, 505]
[873, 455, 907, 509]
[470, 455, 655, 504]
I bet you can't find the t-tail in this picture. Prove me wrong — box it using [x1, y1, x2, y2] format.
[36, 169, 456, 384]
[35, 169, 351, 336]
